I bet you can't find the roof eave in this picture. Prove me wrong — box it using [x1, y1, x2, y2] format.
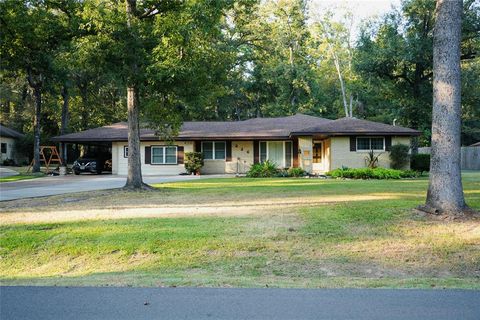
[290, 131, 422, 137]
[51, 135, 294, 143]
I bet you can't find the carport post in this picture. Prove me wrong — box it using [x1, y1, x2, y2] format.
[63, 142, 67, 164]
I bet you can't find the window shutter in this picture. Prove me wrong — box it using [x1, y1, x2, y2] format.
[349, 136, 357, 152]
[253, 141, 259, 164]
[385, 136, 392, 151]
[293, 139, 299, 167]
[195, 141, 202, 152]
[177, 146, 184, 164]
[226, 141, 232, 162]
[145, 146, 151, 164]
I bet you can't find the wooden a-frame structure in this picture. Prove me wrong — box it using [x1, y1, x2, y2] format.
[27, 146, 63, 173]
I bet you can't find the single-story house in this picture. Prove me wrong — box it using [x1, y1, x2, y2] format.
[0, 124, 26, 165]
[51, 114, 420, 175]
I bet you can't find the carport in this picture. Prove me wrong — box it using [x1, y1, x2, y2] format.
[51, 122, 163, 175]
[51, 127, 117, 172]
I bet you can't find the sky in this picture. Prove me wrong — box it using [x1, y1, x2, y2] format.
[309, 0, 402, 39]
[311, 0, 401, 21]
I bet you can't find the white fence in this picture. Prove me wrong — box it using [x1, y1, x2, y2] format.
[418, 146, 480, 170]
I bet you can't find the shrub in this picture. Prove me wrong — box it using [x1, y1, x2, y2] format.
[389, 144, 410, 169]
[2, 158, 15, 166]
[364, 150, 382, 168]
[184, 152, 204, 174]
[326, 167, 418, 180]
[276, 169, 290, 177]
[411, 153, 430, 172]
[246, 160, 279, 177]
[288, 167, 306, 177]
[399, 170, 421, 178]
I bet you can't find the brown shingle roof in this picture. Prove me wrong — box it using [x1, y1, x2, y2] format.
[291, 117, 421, 136]
[52, 114, 333, 142]
[0, 124, 25, 139]
[51, 114, 420, 143]
[179, 114, 332, 139]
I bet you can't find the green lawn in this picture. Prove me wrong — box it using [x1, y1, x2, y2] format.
[0, 173, 44, 183]
[1, 172, 479, 288]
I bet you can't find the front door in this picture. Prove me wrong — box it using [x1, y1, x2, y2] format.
[312, 142, 324, 173]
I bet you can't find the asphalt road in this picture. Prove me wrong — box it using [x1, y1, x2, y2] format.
[0, 167, 18, 178]
[0, 174, 226, 201]
[1, 287, 479, 320]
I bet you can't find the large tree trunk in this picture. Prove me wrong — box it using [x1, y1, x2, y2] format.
[124, 0, 147, 189]
[60, 85, 69, 164]
[32, 86, 42, 173]
[423, 0, 467, 215]
[125, 86, 145, 189]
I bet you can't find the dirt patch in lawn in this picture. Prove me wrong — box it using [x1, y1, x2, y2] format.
[0, 193, 400, 225]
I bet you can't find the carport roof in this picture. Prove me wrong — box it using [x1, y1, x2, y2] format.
[51, 114, 420, 143]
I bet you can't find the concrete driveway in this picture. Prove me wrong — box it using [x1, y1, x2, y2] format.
[0, 174, 226, 201]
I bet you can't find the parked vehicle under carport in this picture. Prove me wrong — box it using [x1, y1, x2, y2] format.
[73, 153, 112, 175]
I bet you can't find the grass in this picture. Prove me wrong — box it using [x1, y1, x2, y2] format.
[0, 173, 44, 183]
[0, 172, 479, 288]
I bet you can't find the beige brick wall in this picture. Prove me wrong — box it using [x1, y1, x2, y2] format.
[112, 141, 194, 175]
[298, 136, 313, 172]
[111, 136, 412, 175]
[113, 140, 254, 175]
[201, 160, 226, 174]
[329, 136, 412, 170]
[228, 141, 254, 174]
[202, 141, 254, 174]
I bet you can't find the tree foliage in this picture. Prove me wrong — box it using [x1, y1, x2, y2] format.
[0, 0, 478, 157]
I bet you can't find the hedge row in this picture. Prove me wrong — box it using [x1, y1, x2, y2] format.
[326, 167, 420, 180]
[246, 161, 306, 178]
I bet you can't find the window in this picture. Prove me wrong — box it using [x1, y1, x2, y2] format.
[1, 143, 6, 154]
[123, 146, 128, 158]
[285, 141, 292, 167]
[214, 141, 226, 159]
[260, 142, 267, 162]
[356, 137, 385, 151]
[151, 146, 177, 164]
[259, 141, 293, 168]
[165, 146, 177, 164]
[370, 137, 384, 150]
[202, 141, 226, 160]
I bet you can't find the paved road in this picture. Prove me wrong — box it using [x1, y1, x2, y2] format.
[1, 287, 479, 320]
[0, 167, 18, 178]
[0, 174, 227, 201]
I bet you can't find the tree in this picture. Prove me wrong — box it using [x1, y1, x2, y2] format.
[354, 0, 479, 146]
[310, 11, 357, 118]
[0, 0, 76, 171]
[422, 0, 473, 216]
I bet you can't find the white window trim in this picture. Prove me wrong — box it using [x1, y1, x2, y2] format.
[259, 141, 293, 168]
[123, 146, 128, 158]
[201, 141, 226, 160]
[151, 146, 178, 165]
[356, 136, 385, 152]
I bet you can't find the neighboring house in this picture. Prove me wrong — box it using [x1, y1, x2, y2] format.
[0, 124, 26, 165]
[51, 114, 420, 175]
